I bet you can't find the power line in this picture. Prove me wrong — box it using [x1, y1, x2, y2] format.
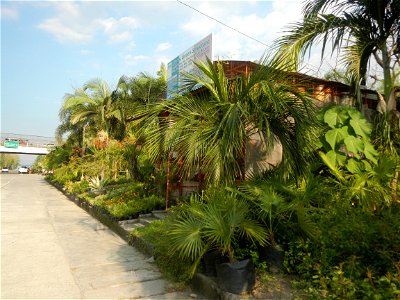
[175, 0, 334, 77]
[0, 133, 54, 139]
[176, 0, 269, 47]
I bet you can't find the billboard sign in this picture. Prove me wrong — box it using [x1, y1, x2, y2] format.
[167, 33, 212, 99]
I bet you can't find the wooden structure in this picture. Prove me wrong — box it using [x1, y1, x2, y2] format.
[217, 60, 379, 110]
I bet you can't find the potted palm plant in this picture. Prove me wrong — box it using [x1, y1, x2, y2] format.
[238, 171, 323, 274]
[167, 188, 268, 294]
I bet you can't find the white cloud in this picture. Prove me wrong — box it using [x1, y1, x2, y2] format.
[96, 17, 138, 34]
[180, 2, 220, 37]
[38, 18, 92, 44]
[156, 42, 172, 52]
[95, 16, 139, 44]
[125, 41, 137, 51]
[53, 2, 80, 18]
[37, 3, 140, 45]
[124, 54, 149, 65]
[96, 18, 117, 34]
[37, 2, 93, 44]
[119, 16, 139, 28]
[109, 31, 133, 43]
[179, 0, 303, 62]
[155, 55, 170, 67]
[1, 7, 19, 20]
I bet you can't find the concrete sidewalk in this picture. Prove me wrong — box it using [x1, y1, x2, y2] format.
[1, 174, 194, 299]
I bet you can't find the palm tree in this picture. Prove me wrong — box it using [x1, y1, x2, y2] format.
[112, 71, 167, 177]
[238, 173, 322, 246]
[58, 78, 121, 149]
[62, 78, 114, 132]
[113, 72, 166, 131]
[274, 1, 400, 195]
[139, 58, 319, 186]
[274, 0, 400, 111]
[168, 188, 268, 276]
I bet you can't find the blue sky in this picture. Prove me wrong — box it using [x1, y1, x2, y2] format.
[2, 0, 318, 141]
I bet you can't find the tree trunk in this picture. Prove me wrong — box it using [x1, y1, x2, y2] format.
[392, 170, 398, 204]
[381, 44, 394, 111]
[387, 88, 398, 113]
[129, 155, 139, 180]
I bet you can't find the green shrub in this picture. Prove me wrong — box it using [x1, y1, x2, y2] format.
[282, 207, 400, 299]
[103, 182, 145, 200]
[108, 202, 140, 219]
[320, 208, 400, 275]
[131, 219, 193, 283]
[94, 190, 165, 220]
[64, 180, 89, 194]
[52, 164, 79, 185]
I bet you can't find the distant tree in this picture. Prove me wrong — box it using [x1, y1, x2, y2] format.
[32, 155, 46, 173]
[157, 62, 167, 84]
[370, 65, 400, 94]
[324, 68, 353, 85]
[0, 154, 19, 169]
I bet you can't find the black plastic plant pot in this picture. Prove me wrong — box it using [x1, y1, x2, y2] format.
[216, 258, 255, 294]
[203, 251, 229, 277]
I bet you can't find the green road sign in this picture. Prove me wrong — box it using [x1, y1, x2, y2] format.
[4, 141, 19, 148]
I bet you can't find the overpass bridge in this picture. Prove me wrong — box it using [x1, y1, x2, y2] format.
[0, 133, 55, 155]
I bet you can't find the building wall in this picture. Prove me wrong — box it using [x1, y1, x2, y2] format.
[245, 132, 282, 179]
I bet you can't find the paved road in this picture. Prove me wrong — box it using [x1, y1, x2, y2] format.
[1, 174, 192, 299]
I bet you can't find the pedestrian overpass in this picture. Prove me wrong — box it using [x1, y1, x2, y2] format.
[0, 133, 55, 155]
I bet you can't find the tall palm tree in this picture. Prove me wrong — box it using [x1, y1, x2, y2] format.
[58, 78, 120, 148]
[274, 0, 400, 111]
[138, 58, 319, 186]
[112, 72, 166, 139]
[111, 71, 167, 178]
[56, 108, 85, 147]
[62, 78, 114, 132]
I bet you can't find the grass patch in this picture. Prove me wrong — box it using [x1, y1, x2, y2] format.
[85, 182, 165, 220]
[130, 218, 193, 283]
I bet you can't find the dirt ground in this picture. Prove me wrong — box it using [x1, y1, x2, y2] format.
[251, 272, 298, 300]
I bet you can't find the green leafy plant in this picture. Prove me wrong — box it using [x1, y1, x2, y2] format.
[283, 206, 400, 299]
[317, 105, 397, 210]
[131, 219, 193, 283]
[103, 182, 145, 200]
[167, 187, 268, 277]
[318, 105, 379, 173]
[51, 161, 80, 185]
[106, 195, 164, 219]
[88, 176, 108, 195]
[238, 172, 324, 246]
[64, 180, 89, 194]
